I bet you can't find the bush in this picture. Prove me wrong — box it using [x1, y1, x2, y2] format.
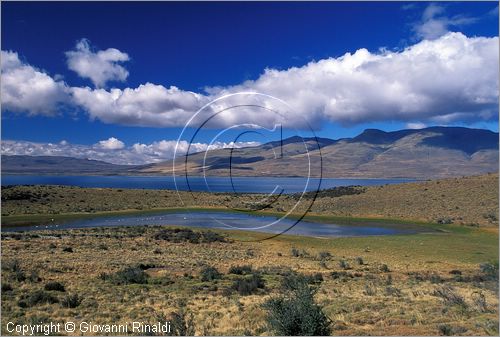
[433, 285, 467, 308]
[170, 300, 195, 336]
[438, 324, 467, 336]
[430, 274, 442, 284]
[472, 291, 487, 313]
[232, 273, 265, 296]
[339, 260, 350, 270]
[318, 251, 332, 260]
[18, 290, 58, 308]
[263, 273, 331, 335]
[153, 228, 225, 244]
[2, 259, 22, 272]
[228, 265, 253, 275]
[281, 272, 323, 292]
[3, 259, 26, 282]
[363, 283, 376, 296]
[112, 266, 149, 285]
[2, 283, 13, 292]
[380, 264, 390, 272]
[480, 261, 499, 281]
[291, 248, 300, 257]
[44, 281, 65, 292]
[200, 266, 222, 282]
[61, 294, 82, 308]
[355, 257, 364, 265]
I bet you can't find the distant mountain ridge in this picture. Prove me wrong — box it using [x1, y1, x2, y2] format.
[1, 155, 142, 175]
[2, 126, 498, 179]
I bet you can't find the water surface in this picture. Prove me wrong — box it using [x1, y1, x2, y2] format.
[1, 175, 415, 194]
[2, 211, 431, 238]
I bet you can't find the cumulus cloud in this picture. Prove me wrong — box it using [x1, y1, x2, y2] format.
[65, 39, 130, 87]
[406, 122, 427, 129]
[413, 3, 477, 40]
[1, 51, 70, 115]
[96, 137, 125, 150]
[2, 32, 498, 128]
[71, 83, 208, 127]
[1, 139, 261, 165]
[69, 32, 498, 129]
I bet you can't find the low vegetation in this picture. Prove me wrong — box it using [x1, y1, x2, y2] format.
[1, 223, 498, 335]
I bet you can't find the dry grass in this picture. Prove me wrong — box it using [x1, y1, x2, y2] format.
[1, 225, 498, 336]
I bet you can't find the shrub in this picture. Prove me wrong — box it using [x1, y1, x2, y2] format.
[355, 257, 364, 265]
[19, 290, 58, 308]
[232, 273, 265, 296]
[263, 273, 331, 335]
[291, 248, 300, 257]
[112, 266, 149, 285]
[385, 286, 402, 297]
[281, 272, 323, 292]
[480, 261, 499, 281]
[436, 217, 453, 224]
[363, 283, 376, 296]
[380, 264, 390, 272]
[430, 274, 442, 284]
[472, 291, 487, 312]
[2, 259, 22, 272]
[318, 251, 332, 260]
[2, 283, 13, 292]
[3, 259, 26, 282]
[44, 281, 65, 292]
[331, 271, 351, 280]
[170, 300, 195, 336]
[61, 294, 82, 308]
[153, 228, 225, 244]
[200, 266, 222, 282]
[339, 260, 350, 270]
[228, 265, 253, 275]
[433, 285, 467, 308]
[438, 324, 467, 336]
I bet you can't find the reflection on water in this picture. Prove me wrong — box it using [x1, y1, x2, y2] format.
[3, 211, 430, 238]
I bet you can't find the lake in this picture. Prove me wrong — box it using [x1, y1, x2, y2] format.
[1, 211, 432, 238]
[1, 175, 415, 194]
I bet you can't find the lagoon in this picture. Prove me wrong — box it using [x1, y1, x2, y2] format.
[2, 210, 431, 238]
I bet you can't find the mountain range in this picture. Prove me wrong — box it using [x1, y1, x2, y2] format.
[2, 127, 498, 179]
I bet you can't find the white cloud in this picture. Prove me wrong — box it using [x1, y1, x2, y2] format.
[406, 122, 427, 129]
[413, 3, 477, 40]
[65, 39, 130, 88]
[1, 51, 70, 115]
[71, 83, 208, 127]
[69, 32, 498, 129]
[1, 139, 261, 165]
[96, 137, 125, 150]
[2, 32, 498, 129]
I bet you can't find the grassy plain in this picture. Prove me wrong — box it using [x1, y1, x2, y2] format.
[1, 224, 498, 335]
[1, 173, 498, 335]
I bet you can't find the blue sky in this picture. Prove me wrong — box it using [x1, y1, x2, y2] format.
[1, 2, 498, 164]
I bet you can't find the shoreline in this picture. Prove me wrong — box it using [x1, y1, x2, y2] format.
[0, 206, 473, 236]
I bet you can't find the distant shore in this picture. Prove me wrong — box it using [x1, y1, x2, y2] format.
[1, 173, 498, 227]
